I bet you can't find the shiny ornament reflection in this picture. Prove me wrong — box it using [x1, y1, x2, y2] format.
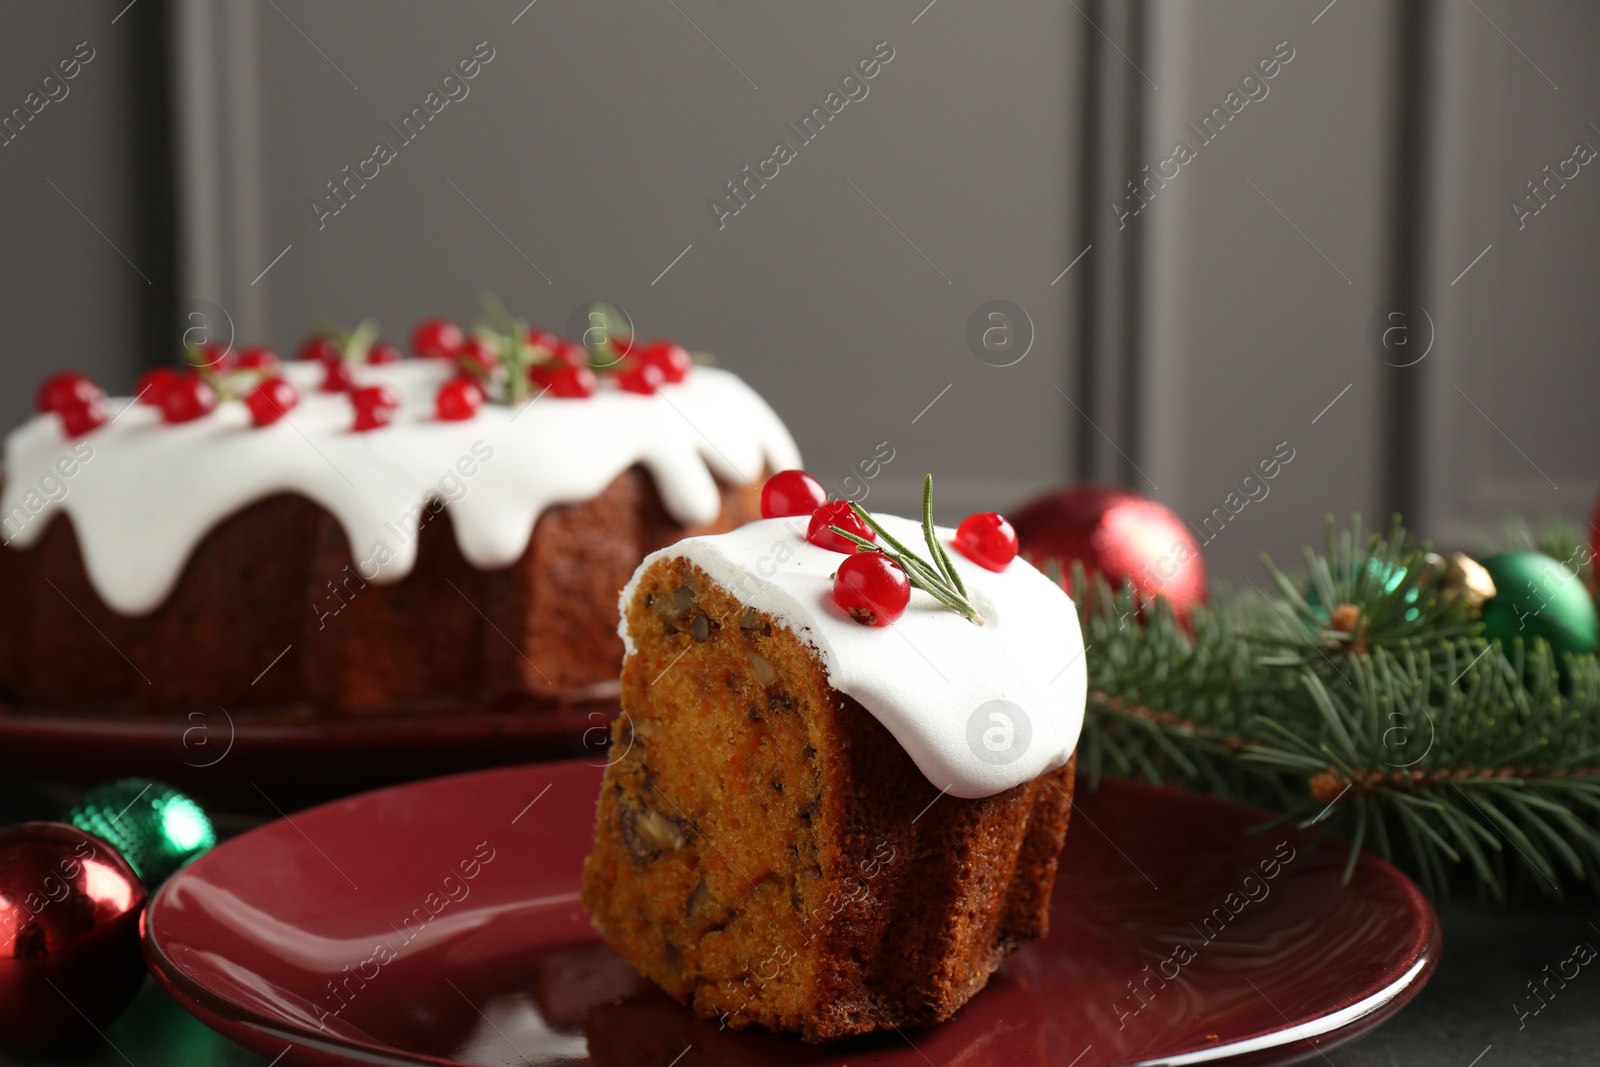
[0, 822, 147, 1055]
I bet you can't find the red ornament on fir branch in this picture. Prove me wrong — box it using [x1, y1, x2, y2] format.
[1010, 484, 1207, 625]
[1589, 493, 1600, 597]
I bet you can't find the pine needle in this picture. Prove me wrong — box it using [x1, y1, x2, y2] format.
[1079, 513, 1600, 901]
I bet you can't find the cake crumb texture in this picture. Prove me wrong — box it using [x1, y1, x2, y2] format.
[581, 557, 1075, 1042]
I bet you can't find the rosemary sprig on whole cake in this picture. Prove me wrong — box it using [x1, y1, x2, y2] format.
[468, 294, 692, 403]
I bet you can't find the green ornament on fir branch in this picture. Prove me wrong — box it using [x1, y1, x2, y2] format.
[1076, 513, 1600, 901]
[1303, 557, 1415, 629]
[1478, 551, 1599, 663]
[67, 778, 216, 887]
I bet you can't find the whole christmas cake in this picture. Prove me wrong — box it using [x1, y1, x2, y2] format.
[581, 475, 1088, 1040]
[0, 318, 798, 716]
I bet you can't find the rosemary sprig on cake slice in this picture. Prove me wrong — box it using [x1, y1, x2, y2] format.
[757, 469, 1022, 629]
[828, 475, 987, 626]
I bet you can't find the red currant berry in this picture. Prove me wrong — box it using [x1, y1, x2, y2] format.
[553, 339, 590, 369]
[807, 500, 875, 553]
[616, 360, 664, 395]
[58, 400, 109, 438]
[320, 359, 354, 393]
[36, 372, 103, 414]
[353, 406, 391, 432]
[245, 378, 299, 427]
[298, 336, 342, 363]
[367, 341, 402, 364]
[535, 364, 597, 398]
[435, 376, 483, 421]
[457, 337, 498, 376]
[350, 385, 400, 432]
[639, 341, 692, 383]
[761, 470, 827, 519]
[609, 333, 636, 358]
[954, 512, 1019, 572]
[351, 385, 399, 410]
[193, 343, 233, 371]
[832, 553, 910, 626]
[235, 346, 280, 371]
[411, 318, 465, 359]
[135, 367, 181, 405]
[527, 329, 560, 352]
[158, 373, 217, 424]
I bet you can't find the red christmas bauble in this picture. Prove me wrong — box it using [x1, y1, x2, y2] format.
[0, 823, 147, 1056]
[1010, 485, 1207, 624]
[1589, 493, 1600, 596]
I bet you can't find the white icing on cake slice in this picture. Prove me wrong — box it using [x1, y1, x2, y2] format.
[620, 514, 1089, 799]
[1, 361, 799, 616]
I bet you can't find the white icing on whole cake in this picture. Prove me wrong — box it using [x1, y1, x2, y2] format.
[1, 360, 799, 616]
[620, 514, 1088, 799]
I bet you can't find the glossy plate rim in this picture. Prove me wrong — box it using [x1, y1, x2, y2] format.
[1071, 780, 1438, 1067]
[0, 698, 618, 805]
[0, 689, 618, 743]
[142, 762, 1441, 1067]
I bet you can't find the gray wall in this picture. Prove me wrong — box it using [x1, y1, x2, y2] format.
[1133, 0, 1402, 580]
[3, 0, 1598, 583]
[1081, 0, 1600, 578]
[0, 2, 169, 423]
[1416, 0, 1600, 549]
[183, 0, 1083, 522]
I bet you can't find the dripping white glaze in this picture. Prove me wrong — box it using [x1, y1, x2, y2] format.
[1, 360, 799, 616]
[620, 514, 1088, 799]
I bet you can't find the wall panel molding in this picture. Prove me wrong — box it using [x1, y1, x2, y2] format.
[173, 0, 268, 345]
[1074, 0, 1152, 487]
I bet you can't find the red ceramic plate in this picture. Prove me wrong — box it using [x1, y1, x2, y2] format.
[143, 760, 1439, 1067]
[0, 698, 615, 809]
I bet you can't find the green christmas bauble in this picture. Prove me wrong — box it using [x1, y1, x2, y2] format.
[1479, 551, 1599, 663]
[67, 778, 215, 887]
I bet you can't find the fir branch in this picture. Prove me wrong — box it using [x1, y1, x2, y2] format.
[1076, 512, 1600, 901]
